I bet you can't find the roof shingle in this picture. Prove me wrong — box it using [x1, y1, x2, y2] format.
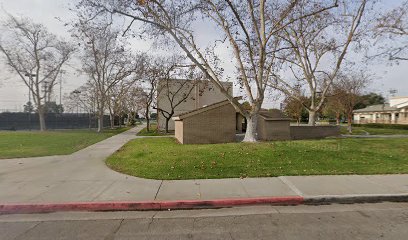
[353, 104, 398, 113]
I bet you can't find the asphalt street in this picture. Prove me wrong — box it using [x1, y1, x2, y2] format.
[1, 202, 408, 240]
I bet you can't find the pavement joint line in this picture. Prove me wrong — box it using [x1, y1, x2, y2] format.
[91, 180, 119, 202]
[26, 182, 64, 203]
[106, 218, 124, 239]
[154, 180, 164, 200]
[278, 176, 304, 196]
[239, 181, 251, 198]
[148, 212, 159, 231]
[13, 221, 42, 239]
[197, 181, 202, 199]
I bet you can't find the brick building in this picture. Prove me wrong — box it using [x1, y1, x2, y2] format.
[156, 79, 233, 131]
[172, 100, 237, 144]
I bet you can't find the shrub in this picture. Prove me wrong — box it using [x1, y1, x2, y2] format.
[352, 123, 408, 130]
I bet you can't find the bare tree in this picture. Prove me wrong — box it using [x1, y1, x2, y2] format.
[372, 1, 408, 62]
[66, 82, 97, 114]
[123, 85, 145, 126]
[0, 14, 75, 131]
[64, 82, 98, 129]
[71, 16, 137, 132]
[76, 0, 339, 142]
[141, 56, 164, 132]
[155, 57, 203, 133]
[334, 71, 369, 133]
[107, 80, 130, 128]
[272, 0, 368, 126]
[324, 89, 344, 125]
[283, 86, 306, 125]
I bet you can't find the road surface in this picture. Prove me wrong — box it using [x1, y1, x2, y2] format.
[1, 202, 408, 240]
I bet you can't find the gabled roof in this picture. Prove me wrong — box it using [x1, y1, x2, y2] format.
[172, 99, 232, 120]
[259, 109, 290, 120]
[353, 104, 398, 113]
[393, 100, 408, 108]
[172, 97, 243, 120]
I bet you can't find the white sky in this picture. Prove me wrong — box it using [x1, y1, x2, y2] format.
[0, 0, 407, 111]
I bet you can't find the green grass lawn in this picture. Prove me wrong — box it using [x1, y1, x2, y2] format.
[0, 127, 130, 159]
[106, 137, 408, 180]
[340, 126, 408, 135]
[137, 123, 174, 136]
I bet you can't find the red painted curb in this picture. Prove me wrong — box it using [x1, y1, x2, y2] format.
[0, 196, 304, 214]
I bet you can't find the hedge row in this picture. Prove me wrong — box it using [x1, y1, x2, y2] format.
[352, 123, 408, 130]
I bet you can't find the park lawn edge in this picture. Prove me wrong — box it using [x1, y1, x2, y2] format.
[137, 123, 174, 136]
[0, 127, 131, 159]
[106, 137, 408, 180]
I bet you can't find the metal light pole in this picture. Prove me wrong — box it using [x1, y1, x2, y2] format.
[42, 81, 49, 103]
[59, 70, 66, 106]
[24, 73, 36, 131]
[72, 90, 81, 116]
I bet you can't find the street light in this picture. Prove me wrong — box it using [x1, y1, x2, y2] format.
[72, 90, 81, 115]
[24, 73, 36, 131]
[42, 81, 49, 103]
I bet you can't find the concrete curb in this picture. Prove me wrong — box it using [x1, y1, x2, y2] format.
[0, 196, 303, 214]
[304, 194, 408, 205]
[1, 194, 408, 214]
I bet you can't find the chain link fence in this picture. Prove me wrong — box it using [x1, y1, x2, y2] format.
[0, 112, 111, 130]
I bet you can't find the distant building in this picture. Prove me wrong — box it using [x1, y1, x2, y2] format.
[156, 79, 233, 131]
[353, 96, 408, 124]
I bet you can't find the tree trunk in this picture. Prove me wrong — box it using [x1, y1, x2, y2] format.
[308, 110, 317, 126]
[38, 105, 46, 131]
[336, 112, 340, 125]
[163, 111, 174, 133]
[243, 114, 258, 142]
[88, 111, 92, 130]
[145, 107, 150, 132]
[165, 117, 170, 133]
[109, 114, 114, 129]
[97, 109, 104, 133]
[127, 112, 132, 126]
[347, 114, 353, 134]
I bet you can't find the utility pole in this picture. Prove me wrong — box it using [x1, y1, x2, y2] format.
[24, 73, 36, 131]
[43, 81, 49, 103]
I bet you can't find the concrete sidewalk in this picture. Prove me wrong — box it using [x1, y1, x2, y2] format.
[0, 126, 407, 213]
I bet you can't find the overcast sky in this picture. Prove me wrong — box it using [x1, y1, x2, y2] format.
[0, 0, 407, 111]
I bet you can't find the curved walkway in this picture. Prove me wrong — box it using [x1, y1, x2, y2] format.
[0, 126, 407, 207]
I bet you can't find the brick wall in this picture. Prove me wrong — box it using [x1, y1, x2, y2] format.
[290, 126, 340, 140]
[258, 118, 291, 141]
[176, 103, 236, 144]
